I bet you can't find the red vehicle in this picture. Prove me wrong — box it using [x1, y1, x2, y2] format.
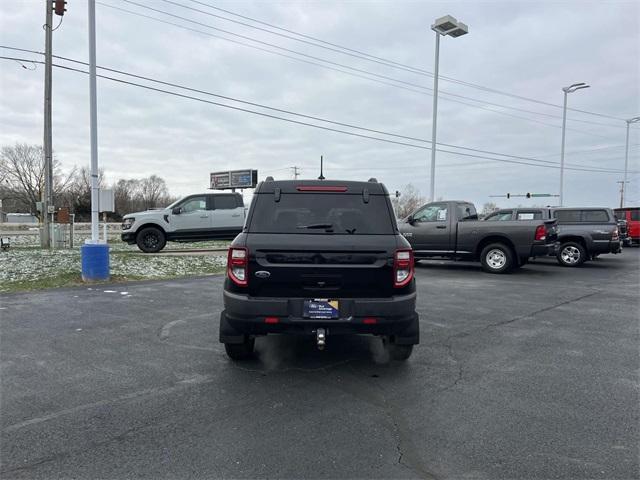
[614, 207, 640, 246]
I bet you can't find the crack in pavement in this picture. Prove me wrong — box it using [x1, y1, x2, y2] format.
[426, 290, 601, 396]
[342, 365, 440, 480]
[481, 290, 601, 331]
[2, 374, 214, 434]
[0, 422, 155, 476]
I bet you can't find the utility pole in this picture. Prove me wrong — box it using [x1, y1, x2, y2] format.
[291, 166, 300, 180]
[617, 180, 628, 208]
[42, 0, 54, 248]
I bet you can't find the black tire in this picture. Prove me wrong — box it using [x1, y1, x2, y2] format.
[224, 337, 255, 360]
[557, 241, 586, 267]
[479, 243, 514, 274]
[136, 227, 166, 253]
[383, 337, 414, 361]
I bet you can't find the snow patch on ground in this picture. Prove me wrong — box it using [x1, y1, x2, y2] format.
[0, 238, 227, 292]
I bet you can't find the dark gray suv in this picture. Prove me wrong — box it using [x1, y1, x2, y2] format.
[484, 207, 621, 266]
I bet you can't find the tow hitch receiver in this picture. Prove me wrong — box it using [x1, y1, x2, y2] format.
[316, 328, 326, 350]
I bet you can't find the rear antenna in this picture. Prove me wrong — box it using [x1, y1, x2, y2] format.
[318, 155, 325, 180]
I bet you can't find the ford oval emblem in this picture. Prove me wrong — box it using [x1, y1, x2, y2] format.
[255, 270, 271, 279]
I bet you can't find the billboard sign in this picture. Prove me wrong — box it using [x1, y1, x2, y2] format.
[210, 169, 258, 189]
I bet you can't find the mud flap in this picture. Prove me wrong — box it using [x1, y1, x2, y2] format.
[392, 314, 420, 345]
[218, 311, 246, 344]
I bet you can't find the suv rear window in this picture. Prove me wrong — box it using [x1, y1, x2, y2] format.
[555, 209, 610, 222]
[249, 193, 394, 234]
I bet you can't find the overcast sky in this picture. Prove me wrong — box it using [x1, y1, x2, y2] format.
[1, 0, 639, 209]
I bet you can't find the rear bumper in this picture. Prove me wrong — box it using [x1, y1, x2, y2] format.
[220, 290, 419, 344]
[592, 240, 622, 254]
[531, 243, 556, 257]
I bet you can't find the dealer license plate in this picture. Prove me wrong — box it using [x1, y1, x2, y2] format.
[303, 299, 339, 319]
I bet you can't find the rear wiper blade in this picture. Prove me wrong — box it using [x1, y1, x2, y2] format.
[296, 223, 334, 230]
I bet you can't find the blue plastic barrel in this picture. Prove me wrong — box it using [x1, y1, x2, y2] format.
[81, 243, 110, 281]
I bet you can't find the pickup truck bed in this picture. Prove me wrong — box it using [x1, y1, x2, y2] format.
[399, 201, 557, 273]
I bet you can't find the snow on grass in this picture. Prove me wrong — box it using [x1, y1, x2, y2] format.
[0, 245, 227, 293]
[3, 232, 230, 251]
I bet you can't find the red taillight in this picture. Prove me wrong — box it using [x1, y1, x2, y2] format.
[612, 227, 619, 241]
[393, 249, 414, 288]
[227, 247, 248, 286]
[296, 186, 348, 192]
[363, 317, 377, 325]
[264, 317, 279, 324]
[534, 225, 546, 241]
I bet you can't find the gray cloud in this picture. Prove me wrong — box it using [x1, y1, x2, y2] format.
[1, 0, 638, 207]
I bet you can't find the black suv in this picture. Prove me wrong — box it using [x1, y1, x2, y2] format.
[219, 179, 419, 361]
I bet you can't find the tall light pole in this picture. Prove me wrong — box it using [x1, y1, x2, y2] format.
[42, 0, 53, 248]
[559, 82, 590, 206]
[429, 15, 468, 202]
[623, 116, 640, 207]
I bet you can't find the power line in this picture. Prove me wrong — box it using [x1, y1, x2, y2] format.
[104, 1, 627, 134]
[178, 0, 628, 122]
[1, 47, 630, 173]
[125, 0, 629, 129]
[534, 142, 640, 158]
[1, 54, 635, 176]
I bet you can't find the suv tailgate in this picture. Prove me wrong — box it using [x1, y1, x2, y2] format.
[245, 233, 398, 298]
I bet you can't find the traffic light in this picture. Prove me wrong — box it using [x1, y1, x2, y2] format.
[506, 193, 510, 199]
[54, 0, 67, 16]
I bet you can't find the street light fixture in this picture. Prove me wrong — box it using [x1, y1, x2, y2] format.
[559, 82, 590, 206]
[622, 116, 640, 206]
[428, 15, 468, 202]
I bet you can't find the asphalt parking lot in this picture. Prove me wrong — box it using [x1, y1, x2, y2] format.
[1, 250, 638, 479]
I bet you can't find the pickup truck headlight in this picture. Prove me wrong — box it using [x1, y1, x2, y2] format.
[122, 218, 135, 230]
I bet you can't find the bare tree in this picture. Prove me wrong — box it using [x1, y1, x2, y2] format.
[0, 143, 75, 216]
[114, 178, 142, 215]
[481, 202, 498, 216]
[67, 166, 106, 218]
[140, 175, 168, 209]
[0, 144, 45, 214]
[391, 184, 425, 219]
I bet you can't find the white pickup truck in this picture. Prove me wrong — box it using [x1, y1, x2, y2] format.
[121, 192, 245, 252]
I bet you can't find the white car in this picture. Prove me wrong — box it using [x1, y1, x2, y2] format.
[121, 192, 245, 252]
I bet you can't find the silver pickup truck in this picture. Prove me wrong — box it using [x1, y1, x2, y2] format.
[484, 207, 621, 266]
[121, 192, 245, 252]
[399, 200, 557, 273]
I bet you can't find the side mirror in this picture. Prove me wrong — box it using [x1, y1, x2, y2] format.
[407, 215, 415, 225]
[172, 207, 182, 215]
